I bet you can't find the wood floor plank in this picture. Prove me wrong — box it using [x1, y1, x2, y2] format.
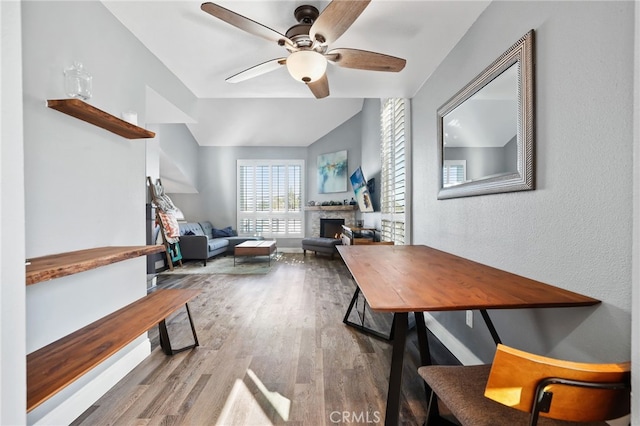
[73, 253, 456, 425]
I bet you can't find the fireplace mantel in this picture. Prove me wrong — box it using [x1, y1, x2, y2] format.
[304, 205, 357, 211]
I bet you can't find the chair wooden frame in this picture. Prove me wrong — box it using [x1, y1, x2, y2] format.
[421, 344, 630, 426]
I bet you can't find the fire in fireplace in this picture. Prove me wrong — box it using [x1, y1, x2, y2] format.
[320, 218, 345, 239]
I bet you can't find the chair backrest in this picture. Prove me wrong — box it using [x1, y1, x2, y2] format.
[484, 344, 630, 423]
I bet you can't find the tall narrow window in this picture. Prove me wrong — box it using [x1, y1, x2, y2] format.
[381, 98, 410, 245]
[237, 160, 304, 238]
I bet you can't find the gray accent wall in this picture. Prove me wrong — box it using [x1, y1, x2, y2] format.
[359, 98, 384, 229]
[412, 1, 634, 363]
[306, 112, 363, 235]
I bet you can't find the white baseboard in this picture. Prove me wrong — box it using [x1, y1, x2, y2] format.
[30, 339, 150, 426]
[422, 312, 483, 365]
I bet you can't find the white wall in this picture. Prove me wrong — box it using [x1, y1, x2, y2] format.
[1, 1, 27, 423]
[157, 123, 200, 192]
[631, 2, 640, 424]
[21, 2, 197, 423]
[413, 1, 634, 363]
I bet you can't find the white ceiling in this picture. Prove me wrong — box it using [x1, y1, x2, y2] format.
[104, 1, 491, 146]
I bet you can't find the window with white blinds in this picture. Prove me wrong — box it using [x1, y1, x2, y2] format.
[443, 160, 466, 187]
[380, 98, 409, 245]
[237, 160, 304, 238]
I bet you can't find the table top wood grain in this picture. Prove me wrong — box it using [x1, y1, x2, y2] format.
[337, 245, 600, 312]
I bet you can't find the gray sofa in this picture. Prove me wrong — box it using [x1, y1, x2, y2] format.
[178, 221, 262, 265]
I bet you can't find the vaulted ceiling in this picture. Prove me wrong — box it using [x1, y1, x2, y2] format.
[104, 1, 490, 148]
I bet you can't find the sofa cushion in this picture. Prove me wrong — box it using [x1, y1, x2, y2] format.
[198, 221, 214, 238]
[212, 226, 235, 238]
[179, 222, 205, 237]
[208, 238, 229, 251]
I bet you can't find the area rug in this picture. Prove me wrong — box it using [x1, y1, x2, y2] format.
[160, 253, 284, 275]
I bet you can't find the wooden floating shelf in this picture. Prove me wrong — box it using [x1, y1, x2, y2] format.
[47, 99, 156, 139]
[26, 245, 165, 286]
[305, 205, 358, 211]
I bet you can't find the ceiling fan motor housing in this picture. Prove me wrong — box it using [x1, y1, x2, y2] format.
[286, 5, 323, 50]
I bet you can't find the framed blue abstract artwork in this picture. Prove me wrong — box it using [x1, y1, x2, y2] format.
[317, 150, 347, 193]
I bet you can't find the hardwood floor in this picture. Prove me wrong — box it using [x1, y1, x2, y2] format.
[72, 252, 458, 425]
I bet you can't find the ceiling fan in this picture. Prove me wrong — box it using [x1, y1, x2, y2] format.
[200, 0, 406, 99]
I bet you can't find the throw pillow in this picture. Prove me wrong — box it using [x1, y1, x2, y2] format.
[183, 230, 195, 236]
[212, 226, 234, 238]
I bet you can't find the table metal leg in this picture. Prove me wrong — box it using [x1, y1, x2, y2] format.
[414, 311, 440, 423]
[343, 286, 360, 323]
[479, 309, 502, 345]
[414, 312, 432, 366]
[158, 303, 200, 355]
[343, 285, 394, 341]
[384, 312, 408, 426]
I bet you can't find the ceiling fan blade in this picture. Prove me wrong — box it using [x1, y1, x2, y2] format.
[327, 48, 406, 72]
[201, 2, 294, 49]
[226, 58, 287, 83]
[306, 73, 329, 99]
[310, 0, 370, 45]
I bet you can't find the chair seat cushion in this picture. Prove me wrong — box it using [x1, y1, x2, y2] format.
[418, 365, 608, 426]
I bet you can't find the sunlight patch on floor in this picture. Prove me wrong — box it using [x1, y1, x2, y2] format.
[216, 369, 291, 425]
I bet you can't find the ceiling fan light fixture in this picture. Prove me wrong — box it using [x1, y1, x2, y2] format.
[286, 50, 327, 83]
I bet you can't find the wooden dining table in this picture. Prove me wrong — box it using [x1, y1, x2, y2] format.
[336, 244, 601, 426]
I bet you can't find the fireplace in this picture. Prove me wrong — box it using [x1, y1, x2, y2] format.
[320, 218, 345, 239]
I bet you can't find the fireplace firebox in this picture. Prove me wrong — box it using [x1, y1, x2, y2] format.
[320, 218, 345, 239]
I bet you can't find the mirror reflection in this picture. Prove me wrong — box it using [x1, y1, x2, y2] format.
[442, 64, 518, 187]
[437, 30, 534, 199]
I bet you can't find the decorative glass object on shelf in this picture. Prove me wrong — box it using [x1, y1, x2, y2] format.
[64, 61, 92, 100]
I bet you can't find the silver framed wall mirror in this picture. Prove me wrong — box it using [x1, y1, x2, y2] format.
[437, 30, 535, 199]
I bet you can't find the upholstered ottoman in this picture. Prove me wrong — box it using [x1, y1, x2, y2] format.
[301, 237, 342, 259]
